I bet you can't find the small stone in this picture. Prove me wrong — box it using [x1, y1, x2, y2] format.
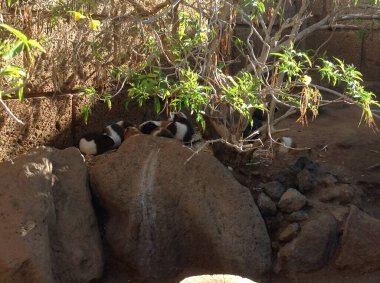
[249, 187, 264, 201]
[277, 223, 300, 242]
[331, 206, 350, 233]
[257, 192, 277, 216]
[297, 169, 315, 192]
[278, 188, 307, 213]
[319, 187, 340, 202]
[293, 156, 320, 172]
[319, 184, 355, 204]
[336, 184, 355, 204]
[263, 181, 286, 200]
[264, 213, 284, 233]
[272, 241, 281, 252]
[285, 210, 309, 222]
[316, 173, 338, 187]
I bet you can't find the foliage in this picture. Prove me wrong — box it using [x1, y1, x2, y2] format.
[220, 72, 263, 125]
[127, 67, 211, 129]
[0, 23, 45, 121]
[317, 57, 380, 125]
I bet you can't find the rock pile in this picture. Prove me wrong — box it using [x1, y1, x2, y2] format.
[250, 156, 380, 276]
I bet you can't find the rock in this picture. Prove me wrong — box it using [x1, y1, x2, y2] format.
[284, 210, 309, 222]
[249, 186, 264, 200]
[277, 189, 308, 213]
[294, 156, 320, 172]
[335, 205, 380, 272]
[296, 163, 337, 192]
[90, 135, 271, 280]
[316, 173, 338, 187]
[263, 181, 285, 200]
[264, 213, 284, 233]
[336, 184, 356, 204]
[280, 157, 320, 188]
[275, 213, 338, 273]
[297, 169, 315, 192]
[271, 241, 281, 252]
[257, 193, 277, 216]
[331, 206, 350, 233]
[0, 147, 103, 283]
[298, 171, 338, 192]
[180, 274, 256, 283]
[277, 223, 300, 243]
[319, 184, 355, 204]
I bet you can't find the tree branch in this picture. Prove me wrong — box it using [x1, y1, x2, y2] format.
[111, 0, 182, 25]
[0, 99, 25, 125]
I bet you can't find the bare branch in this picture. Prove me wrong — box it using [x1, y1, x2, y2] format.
[111, 0, 182, 25]
[267, 0, 285, 37]
[111, 75, 129, 99]
[338, 13, 380, 21]
[0, 99, 25, 125]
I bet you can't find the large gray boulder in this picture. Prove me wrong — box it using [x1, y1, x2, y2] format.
[0, 147, 103, 283]
[90, 135, 271, 280]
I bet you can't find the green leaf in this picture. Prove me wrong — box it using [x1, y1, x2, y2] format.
[271, 52, 287, 59]
[124, 100, 130, 110]
[2, 40, 24, 60]
[104, 95, 112, 110]
[0, 65, 26, 77]
[154, 97, 161, 113]
[302, 53, 312, 67]
[17, 86, 24, 101]
[81, 105, 91, 125]
[6, 0, 19, 7]
[0, 24, 30, 51]
[28, 39, 46, 53]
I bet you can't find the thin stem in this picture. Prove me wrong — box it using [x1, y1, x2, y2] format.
[0, 99, 25, 125]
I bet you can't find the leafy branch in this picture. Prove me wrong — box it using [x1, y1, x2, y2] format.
[0, 23, 45, 125]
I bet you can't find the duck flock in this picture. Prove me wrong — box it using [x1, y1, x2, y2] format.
[78, 112, 196, 156]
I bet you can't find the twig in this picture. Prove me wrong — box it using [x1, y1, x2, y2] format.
[269, 134, 311, 152]
[111, 72, 130, 98]
[0, 99, 25, 125]
[255, 108, 297, 136]
[184, 138, 222, 164]
[244, 130, 260, 141]
[271, 127, 290, 134]
[320, 145, 329, 152]
[152, 30, 175, 65]
[366, 163, 380, 171]
[184, 136, 264, 165]
[111, 0, 182, 25]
